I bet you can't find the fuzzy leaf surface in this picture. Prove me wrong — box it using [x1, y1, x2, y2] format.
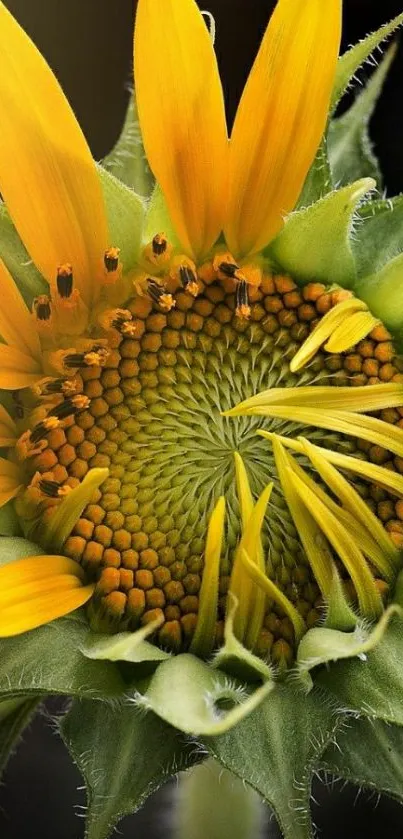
[0, 615, 124, 700]
[205, 684, 340, 839]
[317, 612, 403, 725]
[61, 698, 199, 839]
[0, 697, 40, 777]
[103, 97, 154, 197]
[98, 165, 146, 273]
[331, 12, 403, 111]
[353, 194, 403, 278]
[320, 716, 403, 806]
[269, 178, 374, 287]
[297, 138, 332, 209]
[329, 46, 396, 188]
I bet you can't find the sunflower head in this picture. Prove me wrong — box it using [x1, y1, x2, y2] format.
[1, 1, 403, 837]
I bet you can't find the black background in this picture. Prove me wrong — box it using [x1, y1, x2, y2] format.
[1, 1, 403, 837]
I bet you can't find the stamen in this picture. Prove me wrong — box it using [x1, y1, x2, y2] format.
[56, 264, 73, 299]
[33, 377, 79, 398]
[217, 261, 246, 282]
[235, 280, 251, 320]
[16, 430, 47, 460]
[147, 279, 176, 311]
[33, 295, 52, 322]
[49, 394, 90, 420]
[179, 266, 200, 297]
[104, 247, 120, 273]
[38, 478, 71, 499]
[152, 233, 168, 256]
[30, 416, 62, 445]
[63, 346, 110, 369]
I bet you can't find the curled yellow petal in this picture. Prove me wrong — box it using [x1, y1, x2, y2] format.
[324, 311, 380, 353]
[289, 298, 367, 372]
[0, 2, 108, 305]
[0, 554, 93, 637]
[190, 496, 226, 659]
[225, 0, 342, 257]
[134, 0, 228, 259]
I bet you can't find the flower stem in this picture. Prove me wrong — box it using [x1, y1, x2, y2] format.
[174, 758, 266, 839]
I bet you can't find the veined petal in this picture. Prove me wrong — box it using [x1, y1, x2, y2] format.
[0, 260, 41, 360]
[0, 554, 94, 637]
[225, 0, 342, 257]
[0, 3, 108, 305]
[0, 345, 42, 390]
[134, 0, 228, 259]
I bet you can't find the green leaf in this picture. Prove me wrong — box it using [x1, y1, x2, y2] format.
[328, 45, 396, 189]
[103, 96, 154, 197]
[297, 138, 332, 209]
[0, 502, 22, 537]
[144, 184, 180, 248]
[134, 653, 274, 736]
[320, 716, 403, 806]
[269, 178, 374, 287]
[0, 615, 125, 700]
[98, 165, 146, 273]
[206, 684, 341, 839]
[61, 697, 198, 839]
[355, 251, 403, 338]
[353, 194, 403, 279]
[297, 607, 399, 692]
[331, 12, 403, 112]
[317, 611, 403, 726]
[0, 697, 40, 777]
[0, 204, 47, 305]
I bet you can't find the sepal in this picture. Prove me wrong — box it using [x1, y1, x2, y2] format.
[331, 12, 403, 112]
[328, 45, 396, 188]
[82, 623, 171, 664]
[355, 251, 403, 338]
[98, 165, 146, 273]
[206, 683, 341, 839]
[103, 95, 154, 196]
[296, 606, 400, 692]
[353, 194, 403, 279]
[133, 653, 273, 736]
[0, 204, 46, 305]
[61, 697, 199, 839]
[0, 697, 40, 778]
[320, 716, 403, 805]
[268, 178, 374, 287]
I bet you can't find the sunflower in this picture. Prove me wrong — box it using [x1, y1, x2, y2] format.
[2, 1, 403, 836]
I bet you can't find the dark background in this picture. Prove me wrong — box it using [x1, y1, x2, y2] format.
[1, 1, 403, 837]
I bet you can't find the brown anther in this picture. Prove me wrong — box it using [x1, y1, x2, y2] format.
[50, 394, 91, 420]
[33, 295, 52, 322]
[148, 279, 176, 312]
[34, 377, 79, 398]
[235, 280, 251, 320]
[179, 266, 199, 297]
[16, 430, 47, 460]
[30, 416, 62, 445]
[38, 478, 71, 499]
[152, 233, 168, 256]
[104, 247, 120, 273]
[56, 263, 73, 298]
[217, 261, 247, 283]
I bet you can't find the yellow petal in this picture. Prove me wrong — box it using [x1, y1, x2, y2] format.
[0, 553, 93, 637]
[225, 0, 342, 257]
[0, 260, 41, 360]
[0, 405, 17, 446]
[190, 497, 226, 658]
[0, 3, 108, 306]
[134, 0, 228, 259]
[0, 344, 42, 390]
